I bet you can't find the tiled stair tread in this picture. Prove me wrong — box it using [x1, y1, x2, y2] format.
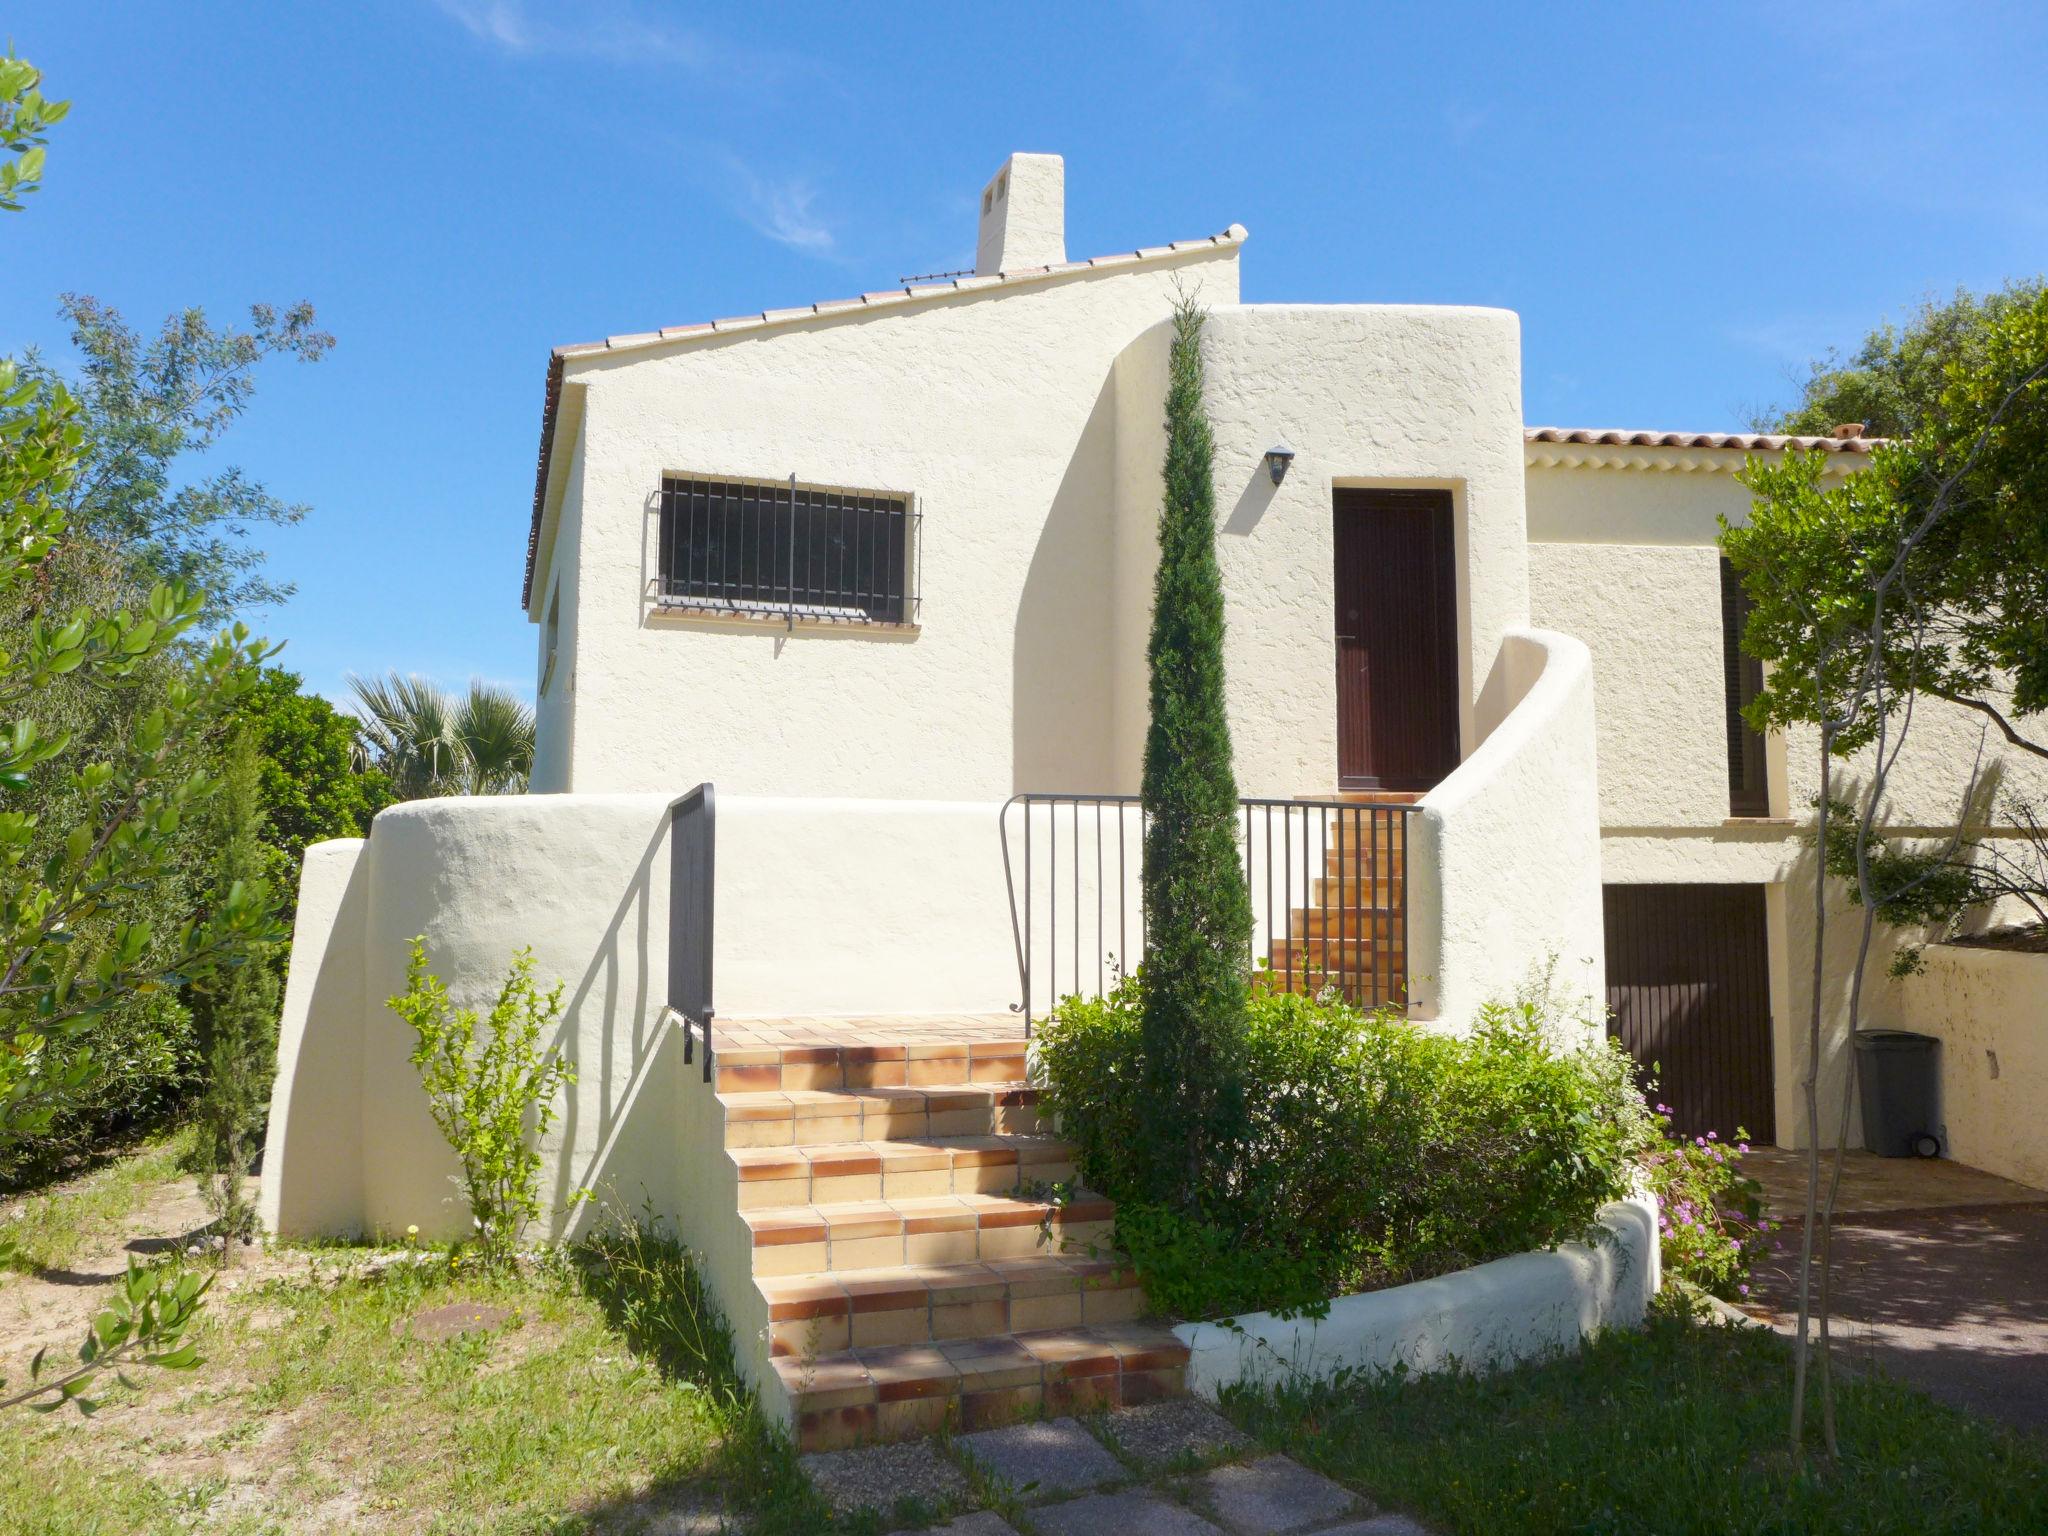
[759, 1251, 1139, 1314]
[718, 1081, 1041, 1119]
[744, 1190, 1114, 1245]
[775, 1324, 1191, 1446]
[715, 1039, 1030, 1067]
[773, 1322, 1187, 1402]
[729, 1132, 1075, 1177]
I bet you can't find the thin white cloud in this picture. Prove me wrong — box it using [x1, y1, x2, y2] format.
[432, 0, 770, 76]
[730, 163, 834, 254]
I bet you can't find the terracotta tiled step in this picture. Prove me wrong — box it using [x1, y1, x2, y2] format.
[1288, 907, 1405, 940]
[743, 1191, 1114, 1276]
[714, 1037, 1028, 1095]
[718, 1081, 1046, 1150]
[1309, 875, 1401, 904]
[728, 1133, 1077, 1208]
[772, 1321, 1188, 1449]
[760, 1252, 1146, 1357]
[1270, 937, 1406, 969]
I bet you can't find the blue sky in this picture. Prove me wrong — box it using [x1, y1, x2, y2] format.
[6, 1, 2045, 704]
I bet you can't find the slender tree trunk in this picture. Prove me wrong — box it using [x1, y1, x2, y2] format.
[1790, 734, 1834, 1459]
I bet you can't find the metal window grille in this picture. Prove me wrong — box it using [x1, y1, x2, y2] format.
[655, 474, 920, 625]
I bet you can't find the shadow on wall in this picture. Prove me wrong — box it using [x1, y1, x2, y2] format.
[1012, 374, 1119, 793]
[1222, 459, 1277, 537]
[547, 810, 673, 1231]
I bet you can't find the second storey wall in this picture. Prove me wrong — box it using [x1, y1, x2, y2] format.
[549, 249, 1238, 801]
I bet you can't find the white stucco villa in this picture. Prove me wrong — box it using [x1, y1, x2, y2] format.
[260, 154, 2046, 1445]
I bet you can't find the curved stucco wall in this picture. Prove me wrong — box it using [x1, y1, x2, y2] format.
[1176, 1192, 1657, 1396]
[260, 792, 1044, 1240]
[1109, 303, 1529, 795]
[262, 794, 686, 1241]
[1408, 628, 1604, 1026]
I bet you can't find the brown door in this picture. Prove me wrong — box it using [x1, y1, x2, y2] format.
[1333, 489, 1460, 791]
[1604, 883, 1776, 1141]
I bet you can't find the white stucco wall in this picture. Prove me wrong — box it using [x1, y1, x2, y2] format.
[1108, 303, 1529, 796]
[1408, 628, 1604, 1024]
[259, 839, 369, 1237]
[262, 795, 686, 1241]
[1175, 1191, 1658, 1396]
[1903, 943, 2048, 1187]
[534, 245, 1241, 802]
[529, 425, 585, 794]
[261, 793, 1053, 1238]
[1529, 452, 2048, 1151]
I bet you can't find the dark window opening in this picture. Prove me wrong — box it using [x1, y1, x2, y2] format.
[656, 476, 917, 624]
[1721, 556, 1769, 816]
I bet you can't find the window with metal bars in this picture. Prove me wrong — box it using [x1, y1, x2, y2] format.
[654, 475, 918, 624]
[1721, 556, 1769, 816]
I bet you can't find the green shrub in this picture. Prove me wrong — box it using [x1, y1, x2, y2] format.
[387, 939, 576, 1265]
[1640, 1111, 1771, 1300]
[1034, 973, 1658, 1318]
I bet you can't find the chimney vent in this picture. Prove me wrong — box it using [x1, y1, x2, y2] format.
[1832, 422, 1866, 440]
[975, 153, 1064, 276]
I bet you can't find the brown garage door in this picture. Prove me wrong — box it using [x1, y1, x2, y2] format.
[1604, 883, 1775, 1142]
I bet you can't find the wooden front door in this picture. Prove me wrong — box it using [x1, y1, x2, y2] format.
[1332, 489, 1461, 791]
[1604, 883, 1777, 1141]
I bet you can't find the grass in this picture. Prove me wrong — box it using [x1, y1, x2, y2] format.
[1, 1217, 835, 1533]
[1223, 1296, 2048, 1536]
[0, 1124, 198, 1273]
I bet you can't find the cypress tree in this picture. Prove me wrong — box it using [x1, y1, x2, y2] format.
[193, 729, 281, 1254]
[1139, 296, 1253, 1209]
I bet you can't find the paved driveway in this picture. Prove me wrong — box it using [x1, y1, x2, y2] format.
[1742, 1151, 2048, 1436]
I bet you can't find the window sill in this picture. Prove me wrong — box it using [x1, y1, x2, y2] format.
[644, 600, 920, 636]
[1722, 815, 1794, 827]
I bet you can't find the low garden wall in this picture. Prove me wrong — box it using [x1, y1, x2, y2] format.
[1172, 1191, 1660, 1397]
[1902, 941, 2048, 1188]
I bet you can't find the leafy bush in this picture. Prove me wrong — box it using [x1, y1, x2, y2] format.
[1035, 972, 1658, 1318]
[387, 939, 575, 1265]
[1639, 1111, 1771, 1300]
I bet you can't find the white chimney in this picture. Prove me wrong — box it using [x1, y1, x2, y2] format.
[975, 153, 1065, 276]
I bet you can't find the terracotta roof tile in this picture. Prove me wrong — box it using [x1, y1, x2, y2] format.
[1525, 426, 1880, 453]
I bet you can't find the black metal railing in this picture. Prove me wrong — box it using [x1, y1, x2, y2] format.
[669, 783, 716, 1082]
[999, 794, 1415, 1030]
[653, 474, 921, 625]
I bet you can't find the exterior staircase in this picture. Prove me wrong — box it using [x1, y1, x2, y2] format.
[685, 1017, 1190, 1451]
[1260, 791, 1413, 1008]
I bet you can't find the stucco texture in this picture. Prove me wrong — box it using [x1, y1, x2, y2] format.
[261, 794, 684, 1241]
[1903, 944, 2048, 1187]
[538, 246, 1240, 802]
[1111, 303, 1530, 797]
[1175, 1192, 1658, 1397]
[1409, 628, 1604, 1024]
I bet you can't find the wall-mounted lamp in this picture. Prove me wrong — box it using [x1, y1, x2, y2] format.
[1264, 442, 1296, 485]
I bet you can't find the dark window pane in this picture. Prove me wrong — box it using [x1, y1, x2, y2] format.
[1721, 557, 1769, 816]
[656, 476, 911, 622]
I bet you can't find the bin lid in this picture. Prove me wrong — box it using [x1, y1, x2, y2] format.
[1854, 1029, 1939, 1051]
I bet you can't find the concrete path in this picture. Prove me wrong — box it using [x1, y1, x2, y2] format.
[1743, 1152, 2048, 1436]
[800, 1399, 1435, 1534]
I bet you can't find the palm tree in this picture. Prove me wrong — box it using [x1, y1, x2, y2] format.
[347, 672, 534, 799]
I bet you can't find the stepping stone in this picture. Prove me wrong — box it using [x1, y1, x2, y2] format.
[1317, 1518, 1435, 1535]
[1096, 1397, 1252, 1470]
[959, 1416, 1128, 1500]
[801, 1438, 973, 1516]
[1199, 1455, 1360, 1534]
[1030, 1488, 1224, 1535]
[886, 1515, 1021, 1536]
